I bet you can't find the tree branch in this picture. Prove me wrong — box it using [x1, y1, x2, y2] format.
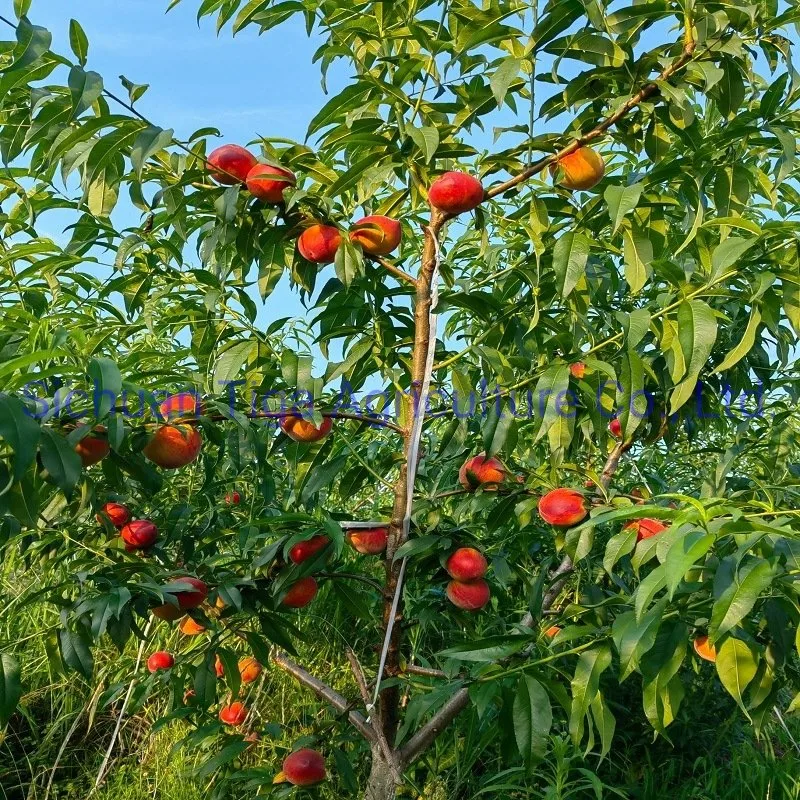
[370, 255, 418, 287]
[272, 651, 376, 744]
[398, 687, 471, 767]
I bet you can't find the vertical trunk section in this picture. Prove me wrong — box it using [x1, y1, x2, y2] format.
[364, 745, 398, 800]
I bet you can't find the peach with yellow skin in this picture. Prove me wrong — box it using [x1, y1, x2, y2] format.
[280, 415, 333, 443]
[159, 392, 198, 419]
[297, 224, 342, 264]
[239, 657, 262, 684]
[550, 146, 605, 190]
[349, 215, 402, 255]
[347, 527, 388, 555]
[143, 424, 202, 469]
[179, 616, 206, 636]
[693, 635, 717, 663]
[459, 453, 506, 491]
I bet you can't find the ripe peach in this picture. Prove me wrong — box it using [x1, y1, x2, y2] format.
[446, 579, 490, 611]
[428, 171, 484, 215]
[609, 418, 623, 438]
[297, 224, 342, 264]
[153, 577, 209, 620]
[349, 215, 402, 255]
[446, 548, 488, 582]
[549, 146, 605, 190]
[246, 163, 296, 203]
[289, 534, 330, 564]
[219, 701, 248, 726]
[143, 424, 202, 469]
[347, 527, 388, 555]
[208, 144, 257, 185]
[152, 604, 183, 621]
[538, 488, 588, 527]
[458, 453, 506, 491]
[693, 635, 717, 663]
[75, 427, 110, 467]
[96, 502, 130, 528]
[280, 415, 333, 443]
[179, 616, 206, 636]
[239, 657, 262, 684]
[159, 392, 198, 419]
[276, 749, 327, 786]
[569, 362, 586, 379]
[281, 576, 318, 608]
[120, 519, 158, 551]
[625, 518, 668, 543]
[544, 625, 562, 638]
[147, 651, 174, 673]
[225, 491, 241, 505]
[215, 654, 225, 678]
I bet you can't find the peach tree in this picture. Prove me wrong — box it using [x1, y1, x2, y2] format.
[1, 0, 799, 797]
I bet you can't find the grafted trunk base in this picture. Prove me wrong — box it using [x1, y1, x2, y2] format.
[364, 745, 399, 800]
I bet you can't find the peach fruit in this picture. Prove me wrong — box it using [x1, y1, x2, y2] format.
[349, 215, 402, 255]
[280, 415, 333, 443]
[143, 424, 202, 469]
[446, 548, 488, 582]
[246, 163, 296, 203]
[147, 651, 174, 672]
[538, 488, 589, 527]
[347, 527, 388, 555]
[458, 453, 506, 491]
[549, 146, 605, 190]
[282, 577, 318, 608]
[120, 519, 158, 551]
[289, 535, 330, 564]
[428, 171, 484, 214]
[208, 145, 257, 185]
[297, 224, 342, 264]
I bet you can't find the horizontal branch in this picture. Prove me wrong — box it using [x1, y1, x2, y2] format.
[370, 255, 418, 287]
[272, 651, 376, 744]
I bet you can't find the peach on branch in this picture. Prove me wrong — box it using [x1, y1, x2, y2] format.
[120, 519, 158, 551]
[153, 577, 209, 620]
[281, 576, 318, 608]
[274, 749, 327, 786]
[179, 616, 206, 636]
[446, 579, 490, 611]
[693, 635, 717, 663]
[625, 518, 668, 543]
[347, 527, 388, 555]
[569, 362, 586, 379]
[219, 701, 248, 726]
[446, 547, 488, 582]
[239, 657, 262, 684]
[246, 163, 296, 203]
[428, 171, 484, 214]
[96, 502, 130, 528]
[549, 146, 605, 190]
[75, 427, 110, 467]
[458, 453, 506, 491]
[297, 223, 342, 264]
[143, 424, 202, 469]
[215, 654, 225, 678]
[280, 414, 333, 443]
[208, 144, 257, 185]
[538, 488, 589, 527]
[289, 534, 330, 564]
[225, 491, 241, 505]
[159, 392, 198, 419]
[544, 625, 562, 639]
[609, 418, 623, 438]
[349, 215, 402, 255]
[147, 651, 174, 673]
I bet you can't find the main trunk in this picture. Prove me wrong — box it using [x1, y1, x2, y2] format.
[364, 746, 398, 800]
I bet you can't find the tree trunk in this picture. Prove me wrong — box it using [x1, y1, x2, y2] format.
[364, 745, 398, 800]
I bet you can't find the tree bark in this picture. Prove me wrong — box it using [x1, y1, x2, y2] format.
[364, 745, 399, 800]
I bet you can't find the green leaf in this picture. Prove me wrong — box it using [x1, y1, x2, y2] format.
[87, 357, 122, 420]
[491, 57, 522, 107]
[213, 341, 255, 391]
[334, 237, 363, 288]
[613, 600, 666, 681]
[603, 526, 639, 573]
[664, 531, 715, 599]
[69, 19, 89, 65]
[784, 278, 800, 337]
[130, 126, 174, 178]
[407, 125, 439, 163]
[0, 393, 41, 482]
[0, 653, 22, 726]
[439, 636, 531, 662]
[197, 741, 250, 780]
[13, 0, 32, 18]
[39, 429, 83, 498]
[552, 232, 590, 298]
[531, 364, 571, 442]
[622, 227, 652, 293]
[713, 308, 761, 374]
[569, 645, 612, 747]
[715, 637, 759, 714]
[711, 237, 756, 278]
[58, 629, 93, 679]
[513, 675, 552, 763]
[709, 558, 775, 642]
[119, 75, 149, 104]
[605, 183, 643, 234]
[669, 300, 718, 414]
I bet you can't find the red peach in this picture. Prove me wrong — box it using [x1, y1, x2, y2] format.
[625, 518, 669, 543]
[349, 215, 402, 255]
[120, 519, 158, 550]
[75, 427, 110, 467]
[459, 453, 506, 491]
[297, 224, 342, 264]
[246, 163, 296, 203]
[159, 392, 198, 419]
[549, 147, 605, 190]
[347, 527, 388, 555]
[143, 425, 202, 469]
[609, 418, 623, 438]
[153, 577, 209, 620]
[214, 654, 225, 678]
[280, 415, 333, 443]
[225, 491, 241, 505]
[446, 548, 488, 582]
[239, 657, 262, 684]
[289, 535, 330, 564]
[428, 171, 484, 215]
[569, 362, 586, 379]
[538, 488, 589, 527]
[147, 651, 174, 673]
[208, 144, 257, 185]
[277, 749, 327, 786]
[446, 579, 490, 611]
[219, 701, 248, 726]
[281, 577, 318, 608]
[96, 502, 131, 528]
